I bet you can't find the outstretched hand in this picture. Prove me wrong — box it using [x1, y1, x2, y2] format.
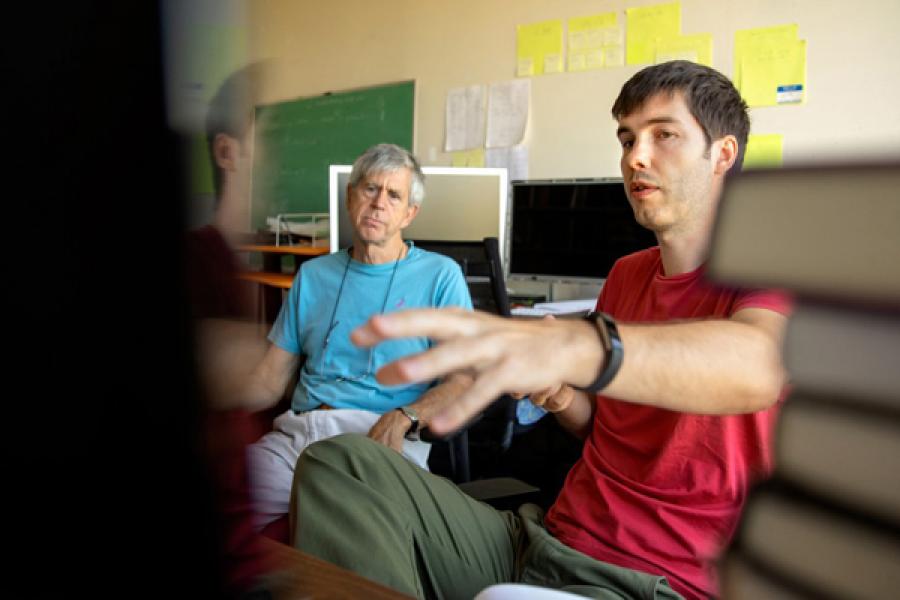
[351, 308, 604, 435]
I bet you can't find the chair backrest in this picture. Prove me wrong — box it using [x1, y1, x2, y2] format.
[483, 236, 511, 317]
[411, 239, 486, 272]
[414, 238, 520, 482]
[412, 238, 509, 316]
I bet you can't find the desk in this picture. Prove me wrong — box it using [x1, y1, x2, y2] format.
[259, 536, 412, 599]
[236, 245, 329, 322]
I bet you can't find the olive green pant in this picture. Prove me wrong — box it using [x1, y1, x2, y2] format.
[291, 434, 682, 600]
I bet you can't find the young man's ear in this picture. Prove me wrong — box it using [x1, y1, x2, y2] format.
[712, 135, 739, 175]
[213, 133, 240, 172]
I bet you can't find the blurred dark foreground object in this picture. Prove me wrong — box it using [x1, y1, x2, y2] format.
[709, 164, 900, 599]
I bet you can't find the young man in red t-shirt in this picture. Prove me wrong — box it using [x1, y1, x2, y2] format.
[290, 61, 790, 599]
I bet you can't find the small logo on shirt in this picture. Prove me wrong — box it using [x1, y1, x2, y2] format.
[395, 298, 406, 308]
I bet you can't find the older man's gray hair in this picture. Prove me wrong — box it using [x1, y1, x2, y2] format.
[348, 143, 426, 206]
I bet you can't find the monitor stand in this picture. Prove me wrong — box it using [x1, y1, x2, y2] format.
[549, 280, 603, 303]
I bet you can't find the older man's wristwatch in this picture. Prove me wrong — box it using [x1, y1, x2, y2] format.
[397, 406, 421, 441]
[576, 311, 623, 394]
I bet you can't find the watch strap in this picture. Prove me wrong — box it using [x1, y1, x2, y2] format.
[397, 406, 421, 441]
[576, 311, 623, 394]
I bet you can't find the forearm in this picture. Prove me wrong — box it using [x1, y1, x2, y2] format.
[240, 368, 288, 411]
[408, 372, 474, 427]
[238, 343, 300, 412]
[601, 317, 786, 414]
[196, 319, 276, 411]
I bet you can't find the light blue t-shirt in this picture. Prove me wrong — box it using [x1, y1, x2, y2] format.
[269, 243, 473, 413]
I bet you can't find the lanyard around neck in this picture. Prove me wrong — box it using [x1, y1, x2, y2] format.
[323, 242, 406, 349]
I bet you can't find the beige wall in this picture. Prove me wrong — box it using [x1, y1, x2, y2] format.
[245, 0, 900, 180]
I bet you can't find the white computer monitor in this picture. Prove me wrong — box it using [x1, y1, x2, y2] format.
[329, 165, 509, 269]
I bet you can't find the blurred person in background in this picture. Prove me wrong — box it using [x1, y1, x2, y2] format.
[184, 63, 274, 598]
[13, 4, 238, 598]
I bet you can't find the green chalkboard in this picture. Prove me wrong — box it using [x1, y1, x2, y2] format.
[250, 80, 414, 231]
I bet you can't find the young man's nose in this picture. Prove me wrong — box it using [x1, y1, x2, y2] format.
[628, 137, 652, 172]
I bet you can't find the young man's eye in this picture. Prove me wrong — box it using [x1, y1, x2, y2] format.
[619, 139, 634, 149]
[657, 130, 675, 140]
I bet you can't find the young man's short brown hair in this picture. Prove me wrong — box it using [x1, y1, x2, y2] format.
[612, 60, 750, 172]
[205, 63, 263, 202]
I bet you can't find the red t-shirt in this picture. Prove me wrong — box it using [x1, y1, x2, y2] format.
[185, 224, 270, 594]
[544, 247, 791, 599]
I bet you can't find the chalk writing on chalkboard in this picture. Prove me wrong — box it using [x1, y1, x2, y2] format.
[250, 81, 414, 233]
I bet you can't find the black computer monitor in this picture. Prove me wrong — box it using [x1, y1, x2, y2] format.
[509, 178, 658, 282]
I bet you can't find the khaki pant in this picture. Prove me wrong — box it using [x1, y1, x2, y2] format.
[291, 434, 682, 600]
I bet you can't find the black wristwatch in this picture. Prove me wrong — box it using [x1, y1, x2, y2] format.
[576, 311, 623, 394]
[397, 406, 421, 441]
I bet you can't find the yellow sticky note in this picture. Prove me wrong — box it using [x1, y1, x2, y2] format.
[734, 24, 798, 88]
[603, 25, 624, 47]
[654, 33, 713, 67]
[569, 12, 617, 33]
[451, 148, 485, 168]
[740, 39, 806, 107]
[451, 152, 467, 168]
[604, 46, 625, 68]
[626, 2, 681, 65]
[517, 57, 534, 78]
[567, 12, 618, 72]
[544, 54, 563, 74]
[568, 52, 587, 72]
[569, 30, 587, 51]
[517, 19, 563, 77]
[776, 39, 807, 105]
[586, 49, 604, 69]
[743, 134, 783, 169]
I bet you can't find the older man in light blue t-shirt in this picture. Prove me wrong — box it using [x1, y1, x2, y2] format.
[246, 144, 472, 531]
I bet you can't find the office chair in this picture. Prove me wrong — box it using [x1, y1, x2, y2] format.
[413, 237, 540, 509]
[457, 237, 524, 473]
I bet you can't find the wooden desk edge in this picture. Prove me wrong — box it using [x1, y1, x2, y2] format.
[258, 536, 413, 599]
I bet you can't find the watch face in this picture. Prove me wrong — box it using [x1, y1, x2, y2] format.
[400, 407, 419, 432]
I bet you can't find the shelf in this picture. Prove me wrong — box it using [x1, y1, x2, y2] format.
[236, 271, 294, 289]
[236, 244, 329, 256]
